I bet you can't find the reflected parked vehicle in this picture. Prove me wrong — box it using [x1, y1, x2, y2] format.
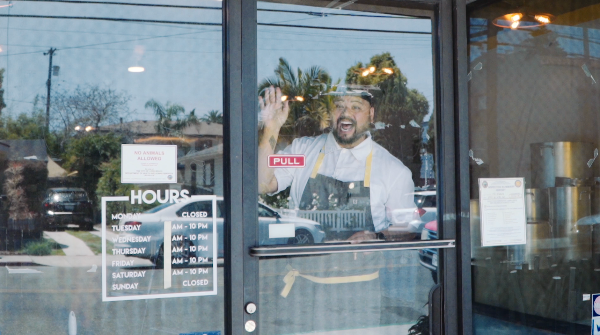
[418, 220, 438, 283]
[42, 188, 94, 230]
[414, 190, 437, 224]
[115, 197, 325, 266]
[389, 190, 437, 236]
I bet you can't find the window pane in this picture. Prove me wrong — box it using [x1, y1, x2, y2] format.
[256, 1, 438, 246]
[259, 249, 440, 333]
[469, 1, 600, 333]
[0, 0, 225, 333]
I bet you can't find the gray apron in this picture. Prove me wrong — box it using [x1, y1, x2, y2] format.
[265, 145, 383, 334]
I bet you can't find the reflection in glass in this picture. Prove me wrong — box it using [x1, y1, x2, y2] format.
[0, 0, 224, 333]
[259, 249, 437, 334]
[255, 2, 439, 333]
[469, 0, 600, 333]
[257, 2, 437, 246]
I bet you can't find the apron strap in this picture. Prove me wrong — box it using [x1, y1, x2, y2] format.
[310, 150, 326, 179]
[280, 266, 380, 298]
[364, 150, 373, 187]
[310, 144, 374, 186]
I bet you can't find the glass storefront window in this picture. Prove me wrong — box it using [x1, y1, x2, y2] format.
[256, 1, 438, 245]
[0, 0, 225, 333]
[469, 1, 600, 333]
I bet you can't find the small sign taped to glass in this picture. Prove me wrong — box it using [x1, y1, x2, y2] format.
[121, 144, 178, 184]
[268, 154, 305, 168]
[592, 293, 600, 334]
[479, 178, 527, 247]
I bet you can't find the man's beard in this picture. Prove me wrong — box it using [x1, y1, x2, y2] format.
[332, 118, 370, 146]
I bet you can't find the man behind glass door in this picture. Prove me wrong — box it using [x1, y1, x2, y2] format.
[258, 86, 416, 241]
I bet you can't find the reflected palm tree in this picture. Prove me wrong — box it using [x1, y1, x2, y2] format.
[199, 110, 223, 124]
[144, 99, 197, 136]
[259, 58, 333, 139]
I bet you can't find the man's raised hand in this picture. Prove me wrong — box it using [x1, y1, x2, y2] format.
[259, 86, 289, 132]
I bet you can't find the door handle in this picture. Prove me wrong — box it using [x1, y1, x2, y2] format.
[249, 240, 455, 257]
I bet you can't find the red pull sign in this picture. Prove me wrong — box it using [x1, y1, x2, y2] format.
[268, 155, 305, 168]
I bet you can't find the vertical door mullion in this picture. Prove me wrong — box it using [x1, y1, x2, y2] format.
[241, 0, 260, 332]
[438, 0, 459, 334]
[454, 0, 473, 334]
[223, 0, 259, 332]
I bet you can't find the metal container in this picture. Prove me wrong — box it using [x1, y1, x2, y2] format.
[555, 177, 592, 187]
[525, 188, 549, 223]
[591, 178, 600, 215]
[549, 186, 592, 262]
[591, 178, 600, 257]
[531, 142, 596, 189]
[524, 222, 553, 270]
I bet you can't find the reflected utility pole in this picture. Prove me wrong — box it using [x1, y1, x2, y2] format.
[44, 48, 57, 132]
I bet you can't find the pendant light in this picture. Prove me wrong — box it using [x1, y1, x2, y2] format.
[493, 11, 553, 29]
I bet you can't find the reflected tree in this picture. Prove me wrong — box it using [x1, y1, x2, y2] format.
[346, 52, 430, 177]
[0, 69, 6, 117]
[50, 85, 130, 129]
[199, 110, 223, 124]
[97, 157, 149, 213]
[259, 58, 333, 140]
[48, 85, 130, 152]
[144, 99, 198, 136]
[63, 133, 121, 207]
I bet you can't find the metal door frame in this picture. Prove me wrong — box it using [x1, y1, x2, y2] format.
[221, 0, 471, 334]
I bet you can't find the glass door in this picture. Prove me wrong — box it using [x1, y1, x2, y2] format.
[246, 0, 457, 333]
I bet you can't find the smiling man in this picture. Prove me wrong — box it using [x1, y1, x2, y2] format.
[258, 86, 416, 240]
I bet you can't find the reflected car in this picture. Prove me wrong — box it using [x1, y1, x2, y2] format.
[115, 197, 325, 266]
[418, 220, 438, 283]
[414, 190, 437, 224]
[42, 188, 94, 230]
[388, 191, 437, 237]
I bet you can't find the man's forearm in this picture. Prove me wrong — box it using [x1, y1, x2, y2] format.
[258, 128, 280, 194]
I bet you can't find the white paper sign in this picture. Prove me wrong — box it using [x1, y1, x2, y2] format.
[479, 178, 527, 247]
[121, 144, 178, 184]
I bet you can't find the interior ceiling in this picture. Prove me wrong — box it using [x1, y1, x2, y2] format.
[470, 0, 600, 49]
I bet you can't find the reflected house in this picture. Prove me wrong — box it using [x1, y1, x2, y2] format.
[99, 120, 223, 154]
[99, 120, 223, 194]
[3, 139, 48, 162]
[178, 144, 223, 196]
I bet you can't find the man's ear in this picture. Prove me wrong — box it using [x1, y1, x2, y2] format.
[369, 107, 375, 123]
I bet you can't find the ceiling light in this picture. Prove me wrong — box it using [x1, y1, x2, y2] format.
[369, 66, 376, 73]
[382, 68, 393, 74]
[535, 15, 550, 24]
[128, 66, 145, 73]
[493, 12, 553, 29]
[361, 70, 370, 77]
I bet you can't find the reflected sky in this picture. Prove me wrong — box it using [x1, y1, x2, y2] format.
[0, 0, 434, 123]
